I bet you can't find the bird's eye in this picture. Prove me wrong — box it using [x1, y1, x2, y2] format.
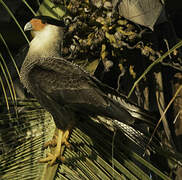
[41, 19, 47, 24]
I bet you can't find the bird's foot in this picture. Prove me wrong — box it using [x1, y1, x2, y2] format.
[44, 130, 72, 149]
[39, 152, 65, 166]
[39, 128, 71, 166]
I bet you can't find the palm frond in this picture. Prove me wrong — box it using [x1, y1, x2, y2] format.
[0, 0, 182, 179]
[0, 99, 175, 180]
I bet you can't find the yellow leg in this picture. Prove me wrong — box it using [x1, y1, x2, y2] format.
[39, 128, 71, 166]
[62, 129, 71, 148]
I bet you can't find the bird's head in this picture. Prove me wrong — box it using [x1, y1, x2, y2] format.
[24, 16, 66, 32]
[24, 16, 66, 56]
[24, 16, 66, 37]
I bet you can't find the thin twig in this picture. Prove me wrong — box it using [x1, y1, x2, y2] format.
[144, 85, 182, 155]
[127, 41, 182, 98]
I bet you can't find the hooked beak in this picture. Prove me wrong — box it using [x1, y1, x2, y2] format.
[24, 22, 33, 31]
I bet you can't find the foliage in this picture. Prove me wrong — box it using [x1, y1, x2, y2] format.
[0, 0, 182, 179]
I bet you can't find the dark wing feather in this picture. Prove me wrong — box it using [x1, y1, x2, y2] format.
[91, 77, 156, 125]
[28, 57, 134, 126]
[28, 65, 107, 107]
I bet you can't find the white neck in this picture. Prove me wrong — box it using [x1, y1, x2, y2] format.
[28, 24, 64, 58]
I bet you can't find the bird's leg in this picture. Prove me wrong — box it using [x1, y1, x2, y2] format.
[43, 127, 72, 149]
[39, 127, 72, 166]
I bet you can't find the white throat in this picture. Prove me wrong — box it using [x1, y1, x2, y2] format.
[28, 24, 64, 57]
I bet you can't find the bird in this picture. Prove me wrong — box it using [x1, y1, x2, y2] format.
[20, 16, 156, 165]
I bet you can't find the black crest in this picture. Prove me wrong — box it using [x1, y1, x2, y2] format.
[34, 16, 66, 27]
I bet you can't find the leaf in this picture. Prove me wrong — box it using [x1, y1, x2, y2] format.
[101, 44, 107, 60]
[118, 0, 163, 30]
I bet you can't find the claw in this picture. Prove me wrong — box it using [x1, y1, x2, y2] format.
[38, 152, 65, 165]
[62, 129, 72, 148]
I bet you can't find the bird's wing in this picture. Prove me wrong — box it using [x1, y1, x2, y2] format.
[91, 77, 157, 124]
[27, 57, 134, 125]
[28, 57, 156, 125]
[29, 64, 106, 107]
[27, 63, 107, 128]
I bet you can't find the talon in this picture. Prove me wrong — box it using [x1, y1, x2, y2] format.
[38, 152, 65, 165]
[64, 140, 71, 148]
[57, 155, 65, 162]
[62, 129, 72, 147]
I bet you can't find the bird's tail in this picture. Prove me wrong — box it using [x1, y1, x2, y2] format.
[93, 77, 157, 125]
[92, 116, 182, 167]
[107, 93, 157, 126]
[93, 115, 157, 151]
